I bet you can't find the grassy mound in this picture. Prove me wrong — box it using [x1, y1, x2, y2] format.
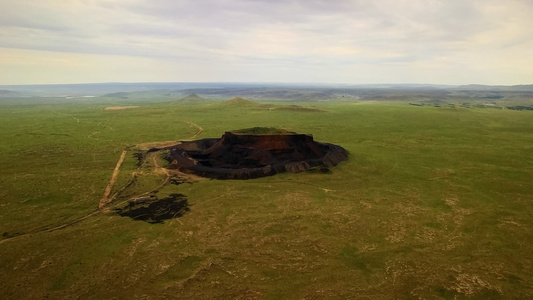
[175, 93, 211, 104]
[218, 97, 260, 107]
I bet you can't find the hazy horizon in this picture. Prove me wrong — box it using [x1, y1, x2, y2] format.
[2, 81, 532, 88]
[1, 0, 532, 85]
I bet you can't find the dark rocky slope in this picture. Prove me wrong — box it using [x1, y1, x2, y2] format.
[165, 130, 348, 179]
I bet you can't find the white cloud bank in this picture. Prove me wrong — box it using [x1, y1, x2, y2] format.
[1, 0, 532, 84]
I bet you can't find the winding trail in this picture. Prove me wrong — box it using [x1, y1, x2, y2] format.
[1, 120, 204, 244]
[0, 209, 101, 245]
[185, 120, 203, 139]
[99, 120, 202, 210]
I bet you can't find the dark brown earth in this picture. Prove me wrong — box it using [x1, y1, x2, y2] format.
[165, 130, 348, 179]
[113, 194, 190, 224]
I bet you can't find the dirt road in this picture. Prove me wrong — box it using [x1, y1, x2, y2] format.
[99, 149, 128, 209]
[185, 121, 203, 139]
[99, 120, 203, 209]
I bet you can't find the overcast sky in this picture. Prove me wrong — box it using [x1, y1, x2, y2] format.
[1, 0, 532, 85]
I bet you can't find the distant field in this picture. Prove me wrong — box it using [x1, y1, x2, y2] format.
[1, 97, 532, 299]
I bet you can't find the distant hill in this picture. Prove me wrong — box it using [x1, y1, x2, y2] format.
[457, 84, 533, 91]
[452, 84, 533, 99]
[175, 93, 212, 104]
[2, 82, 533, 102]
[179, 88, 337, 101]
[101, 92, 130, 98]
[180, 93, 204, 100]
[0, 90, 20, 97]
[217, 97, 261, 108]
[210, 97, 326, 113]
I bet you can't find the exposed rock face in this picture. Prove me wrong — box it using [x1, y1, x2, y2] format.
[165, 131, 348, 179]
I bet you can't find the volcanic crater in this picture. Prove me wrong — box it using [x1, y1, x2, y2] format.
[165, 127, 348, 179]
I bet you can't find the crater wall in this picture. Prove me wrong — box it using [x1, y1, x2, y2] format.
[165, 131, 348, 179]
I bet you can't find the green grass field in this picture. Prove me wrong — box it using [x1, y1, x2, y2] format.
[1, 98, 532, 299]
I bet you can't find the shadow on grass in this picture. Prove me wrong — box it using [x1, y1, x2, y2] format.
[114, 194, 190, 224]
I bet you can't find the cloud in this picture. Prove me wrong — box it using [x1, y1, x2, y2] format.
[0, 0, 532, 84]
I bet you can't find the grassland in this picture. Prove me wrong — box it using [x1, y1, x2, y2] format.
[0, 97, 532, 299]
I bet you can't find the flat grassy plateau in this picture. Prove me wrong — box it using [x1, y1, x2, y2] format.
[0, 98, 532, 299]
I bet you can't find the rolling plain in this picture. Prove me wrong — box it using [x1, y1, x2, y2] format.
[1, 85, 532, 299]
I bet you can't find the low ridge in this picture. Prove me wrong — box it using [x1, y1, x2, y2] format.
[220, 97, 259, 107]
[230, 127, 294, 135]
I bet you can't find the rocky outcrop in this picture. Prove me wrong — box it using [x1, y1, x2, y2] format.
[165, 131, 348, 179]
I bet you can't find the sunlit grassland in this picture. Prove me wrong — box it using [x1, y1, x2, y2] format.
[0, 99, 532, 299]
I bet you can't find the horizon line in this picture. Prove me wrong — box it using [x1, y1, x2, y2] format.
[2, 81, 532, 87]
